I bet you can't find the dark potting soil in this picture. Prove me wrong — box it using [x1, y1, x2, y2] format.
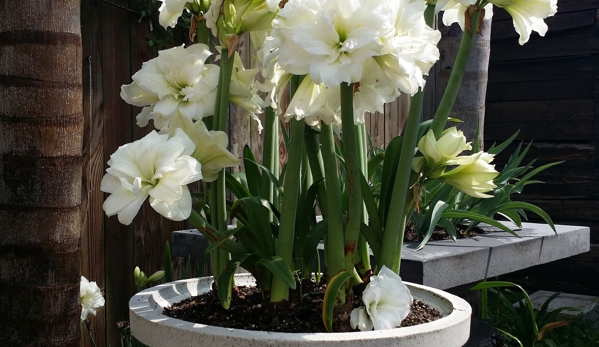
[163, 279, 442, 333]
[404, 223, 487, 242]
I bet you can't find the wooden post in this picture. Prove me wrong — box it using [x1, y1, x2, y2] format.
[438, 18, 492, 150]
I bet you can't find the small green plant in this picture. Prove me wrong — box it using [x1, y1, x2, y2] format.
[411, 131, 560, 250]
[472, 281, 577, 347]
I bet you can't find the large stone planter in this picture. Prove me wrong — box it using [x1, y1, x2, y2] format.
[129, 274, 472, 347]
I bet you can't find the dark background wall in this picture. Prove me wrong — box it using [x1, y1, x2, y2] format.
[485, 0, 599, 296]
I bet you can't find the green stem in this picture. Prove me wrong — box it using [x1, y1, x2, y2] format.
[83, 321, 98, 347]
[208, 47, 236, 278]
[430, 8, 480, 138]
[196, 18, 210, 46]
[339, 83, 362, 274]
[259, 107, 279, 222]
[270, 77, 305, 303]
[320, 123, 345, 279]
[378, 4, 438, 273]
[380, 89, 424, 273]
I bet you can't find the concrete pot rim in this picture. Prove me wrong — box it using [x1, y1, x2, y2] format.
[130, 274, 472, 347]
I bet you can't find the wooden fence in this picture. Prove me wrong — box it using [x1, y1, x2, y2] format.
[485, 1, 599, 295]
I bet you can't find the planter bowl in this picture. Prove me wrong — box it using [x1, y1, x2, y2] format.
[129, 274, 472, 347]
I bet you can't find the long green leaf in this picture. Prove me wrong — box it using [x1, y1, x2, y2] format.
[488, 130, 520, 155]
[322, 271, 354, 332]
[225, 172, 251, 199]
[498, 201, 556, 232]
[416, 201, 449, 250]
[256, 256, 296, 290]
[361, 174, 382, 240]
[367, 152, 385, 181]
[301, 219, 328, 270]
[243, 145, 262, 196]
[379, 136, 403, 225]
[217, 258, 245, 309]
[442, 210, 518, 236]
[243, 157, 285, 196]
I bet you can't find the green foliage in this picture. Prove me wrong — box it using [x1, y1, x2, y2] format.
[472, 281, 587, 347]
[137, 0, 189, 50]
[401, 131, 560, 246]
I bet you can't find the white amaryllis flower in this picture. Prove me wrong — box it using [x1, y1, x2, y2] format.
[101, 130, 202, 225]
[373, 0, 441, 96]
[490, 0, 557, 45]
[120, 44, 219, 131]
[158, 0, 194, 29]
[350, 265, 413, 331]
[229, 52, 265, 133]
[441, 151, 499, 198]
[80, 276, 105, 321]
[165, 113, 239, 182]
[436, 0, 494, 31]
[413, 127, 472, 177]
[271, 0, 392, 87]
[285, 76, 340, 128]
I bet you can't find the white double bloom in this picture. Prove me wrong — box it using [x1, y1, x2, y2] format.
[350, 266, 413, 331]
[270, 0, 439, 125]
[101, 131, 202, 225]
[80, 276, 105, 321]
[120, 44, 219, 131]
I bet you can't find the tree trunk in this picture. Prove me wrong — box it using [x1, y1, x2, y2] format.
[438, 18, 492, 150]
[0, 1, 83, 346]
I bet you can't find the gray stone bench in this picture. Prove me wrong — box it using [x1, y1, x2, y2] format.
[171, 222, 590, 290]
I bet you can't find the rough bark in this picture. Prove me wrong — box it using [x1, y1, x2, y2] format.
[0, 1, 83, 346]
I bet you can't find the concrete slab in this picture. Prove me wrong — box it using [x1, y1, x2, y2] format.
[526, 291, 599, 317]
[171, 223, 590, 290]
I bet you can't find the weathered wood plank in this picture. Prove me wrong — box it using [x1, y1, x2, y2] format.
[100, 1, 135, 346]
[485, 119, 594, 140]
[492, 0, 599, 21]
[81, 0, 107, 346]
[490, 33, 599, 62]
[488, 56, 594, 83]
[487, 77, 594, 101]
[486, 99, 594, 122]
[492, 8, 596, 40]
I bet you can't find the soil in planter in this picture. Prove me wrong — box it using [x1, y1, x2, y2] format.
[163, 280, 442, 333]
[404, 223, 488, 242]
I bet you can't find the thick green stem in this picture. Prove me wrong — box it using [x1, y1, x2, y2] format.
[270, 76, 305, 303]
[430, 8, 480, 138]
[260, 107, 279, 222]
[196, 18, 210, 46]
[380, 90, 424, 273]
[320, 124, 345, 279]
[208, 48, 236, 278]
[339, 83, 362, 274]
[377, 4, 438, 273]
